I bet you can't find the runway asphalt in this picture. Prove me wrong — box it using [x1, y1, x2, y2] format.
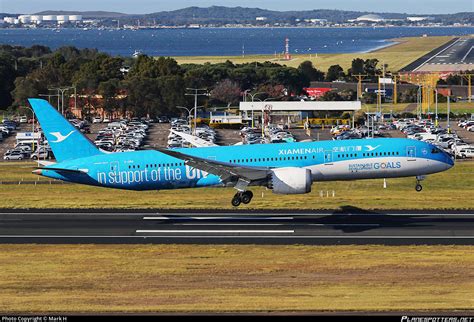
[414, 37, 474, 72]
[1, 210, 474, 245]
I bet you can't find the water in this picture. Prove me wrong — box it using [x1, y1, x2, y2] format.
[0, 27, 473, 57]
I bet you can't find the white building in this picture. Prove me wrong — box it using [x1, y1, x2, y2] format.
[31, 15, 43, 24]
[43, 15, 57, 22]
[18, 15, 31, 24]
[57, 15, 70, 24]
[69, 15, 83, 22]
[354, 14, 384, 23]
[256, 17, 268, 21]
[4, 17, 18, 24]
[407, 16, 431, 22]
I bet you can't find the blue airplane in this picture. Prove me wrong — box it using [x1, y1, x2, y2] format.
[29, 98, 454, 207]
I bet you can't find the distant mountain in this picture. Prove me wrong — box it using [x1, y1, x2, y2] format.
[139, 6, 473, 25]
[2, 7, 470, 25]
[34, 11, 128, 18]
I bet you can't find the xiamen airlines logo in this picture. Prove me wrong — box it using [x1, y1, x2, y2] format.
[49, 131, 75, 143]
[365, 145, 381, 152]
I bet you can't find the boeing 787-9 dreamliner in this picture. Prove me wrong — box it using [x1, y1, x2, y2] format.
[29, 99, 454, 206]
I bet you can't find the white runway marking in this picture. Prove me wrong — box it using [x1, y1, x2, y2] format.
[461, 46, 474, 62]
[142, 216, 294, 220]
[136, 230, 294, 234]
[1, 235, 474, 239]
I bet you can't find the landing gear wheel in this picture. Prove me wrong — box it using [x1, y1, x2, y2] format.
[241, 191, 253, 204]
[415, 184, 423, 192]
[231, 193, 242, 207]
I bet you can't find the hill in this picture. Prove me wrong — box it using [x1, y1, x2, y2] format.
[3, 7, 470, 25]
[34, 11, 128, 18]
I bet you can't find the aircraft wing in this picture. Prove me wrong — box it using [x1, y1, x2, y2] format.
[170, 129, 218, 147]
[156, 148, 271, 183]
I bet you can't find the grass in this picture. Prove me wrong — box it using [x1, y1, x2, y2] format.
[174, 36, 455, 73]
[0, 161, 473, 210]
[0, 244, 473, 313]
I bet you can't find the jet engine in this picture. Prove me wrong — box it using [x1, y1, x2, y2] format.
[269, 167, 312, 194]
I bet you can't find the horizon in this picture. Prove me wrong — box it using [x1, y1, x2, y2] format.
[0, 0, 472, 15]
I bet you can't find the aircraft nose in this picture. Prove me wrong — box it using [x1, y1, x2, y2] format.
[445, 153, 455, 168]
[32, 169, 43, 175]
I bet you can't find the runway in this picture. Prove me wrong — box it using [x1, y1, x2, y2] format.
[413, 37, 474, 72]
[1, 210, 474, 245]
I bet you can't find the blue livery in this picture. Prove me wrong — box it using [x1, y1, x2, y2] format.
[29, 98, 454, 206]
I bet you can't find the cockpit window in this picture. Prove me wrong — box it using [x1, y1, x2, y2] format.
[431, 148, 440, 154]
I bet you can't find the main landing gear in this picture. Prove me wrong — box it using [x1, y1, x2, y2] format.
[415, 175, 425, 192]
[231, 191, 254, 207]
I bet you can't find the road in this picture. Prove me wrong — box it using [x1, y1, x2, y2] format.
[416, 37, 474, 72]
[1, 210, 474, 245]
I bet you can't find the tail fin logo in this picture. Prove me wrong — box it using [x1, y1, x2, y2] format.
[50, 131, 75, 143]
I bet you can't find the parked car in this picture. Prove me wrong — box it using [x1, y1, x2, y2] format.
[458, 148, 474, 159]
[30, 148, 50, 160]
[3, 150, 26, 160]
[92, 117, 102, 124]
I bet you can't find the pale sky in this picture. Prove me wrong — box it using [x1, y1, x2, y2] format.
[1, 0, 472, 14]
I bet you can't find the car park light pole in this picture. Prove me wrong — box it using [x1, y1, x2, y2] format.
[247, 92, 266, 128]
[185, 88, 209, 136]
[20, 106, 37, 158]
[177, 106, 204, 132]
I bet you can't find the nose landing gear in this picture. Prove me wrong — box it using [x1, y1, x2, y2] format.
[231, 191, 254, 207]
[415, 175, 425, 192]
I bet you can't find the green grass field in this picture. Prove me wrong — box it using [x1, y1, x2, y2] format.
[0, 161, 473, 210]
[174, 36, 455, 72]
[1, 244, 473, 313]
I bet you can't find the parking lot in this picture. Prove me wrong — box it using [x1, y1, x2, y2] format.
[2, 115, 474, 162]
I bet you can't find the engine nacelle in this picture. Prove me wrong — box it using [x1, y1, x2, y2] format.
[269, 167, 312, 194]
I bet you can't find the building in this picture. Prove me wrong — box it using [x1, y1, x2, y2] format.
[407, 16, 432, 22]
[256, 17, 268, 21]
[30, 15, 43, 24]
[42, 15, 57, 22]
[57, 15, 70, 24]
[354, 14, 384, 23]
[69, 15, 83, 22]
[3, 17, 18, 24]
[18, 15, 31, 24]
[239, 101, 361, 126]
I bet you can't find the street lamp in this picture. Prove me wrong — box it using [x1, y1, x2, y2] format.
[177, 106, 204, 132]
[185, 88, 209, 136]
[20, 105, 38, 157]
[49, 86, 75, 116]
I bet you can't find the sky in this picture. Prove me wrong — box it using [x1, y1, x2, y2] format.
[0, 0, 473, 14]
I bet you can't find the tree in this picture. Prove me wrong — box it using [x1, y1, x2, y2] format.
[11, 77, 37, 108]
[348, 58, 365, 77]
[297, 61, 325, 82]
[0, 55, 17, 109]
[326, 65, 345, 82]
[98, 78, 121, 118]
[210, 79, 241, 106]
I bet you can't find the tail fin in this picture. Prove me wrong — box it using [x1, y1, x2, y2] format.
[28, 98, 102, 162]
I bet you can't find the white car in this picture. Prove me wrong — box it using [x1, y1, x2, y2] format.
[103, 117, 111, 123]
[92, 117, 102, 124]
[19, 116, 28, 123]
[458, 148, 474, 159]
